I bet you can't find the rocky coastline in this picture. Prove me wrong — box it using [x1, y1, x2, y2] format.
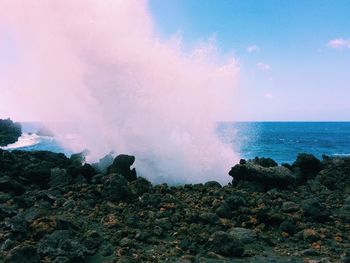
[0, 119, 22, 147]
[0, 149, 349, 262]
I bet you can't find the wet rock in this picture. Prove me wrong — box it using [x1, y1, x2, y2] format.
[209, 231, 244, 257]
[107, 154, 137, 182]
[229, 162, 295, 189]
[4, 244, 39, 263]
[103, 173, 131, 202]
[292, 153, 322, 183]
[228, 227, 257, 244]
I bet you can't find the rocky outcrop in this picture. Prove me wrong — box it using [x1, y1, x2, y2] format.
[0, 150, 349, 262]
[229, 159, 295, 189]
[0, 118, 22, 146]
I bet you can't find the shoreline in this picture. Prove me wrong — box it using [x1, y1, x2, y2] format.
[0, 149, 349, 262]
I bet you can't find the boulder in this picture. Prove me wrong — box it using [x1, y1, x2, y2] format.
[4, 244, 39, 263]
[107, 154, 137, 182]
[292, 153, 322, 183]
[209, 231, 244, 256]
[129, 177, 152, 196]
[302, 198, 330, 222]
[228, 227, 257, 244]
[103, 173, 131, 202]
[229, 162, 295, 189]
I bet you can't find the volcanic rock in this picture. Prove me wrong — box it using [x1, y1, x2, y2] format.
[0, 118, 22, 147]
[107, 154, 137, 182]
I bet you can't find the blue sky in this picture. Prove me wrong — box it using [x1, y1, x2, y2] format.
[149, 0, 350, 121]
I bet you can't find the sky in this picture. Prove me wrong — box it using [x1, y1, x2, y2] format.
[149, 0, 350, 121]
[0, 1, 349, 122]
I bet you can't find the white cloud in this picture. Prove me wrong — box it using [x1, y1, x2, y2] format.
[257, 62, 270, 71]
[328, 38, 350, 49]
[247, 45, 260, 53]
[264, 93, 273, 99]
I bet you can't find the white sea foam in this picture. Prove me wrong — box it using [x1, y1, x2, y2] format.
[0, 133, 42, 150]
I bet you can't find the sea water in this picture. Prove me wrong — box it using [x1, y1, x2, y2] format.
[2, 122, 350, 164]
[217, 122, 350, 163]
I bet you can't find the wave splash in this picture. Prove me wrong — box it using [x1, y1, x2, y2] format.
[0, 1, 239, 184]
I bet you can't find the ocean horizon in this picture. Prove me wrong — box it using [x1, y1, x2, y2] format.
[2, 121, 350, 165]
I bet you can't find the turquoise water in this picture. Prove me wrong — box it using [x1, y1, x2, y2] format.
[217, 122, 350, 163]
[4, 122, 350, 164]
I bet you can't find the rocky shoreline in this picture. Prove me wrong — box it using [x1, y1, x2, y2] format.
[0, 119, 22, 147]
[0, 149, 349, 262]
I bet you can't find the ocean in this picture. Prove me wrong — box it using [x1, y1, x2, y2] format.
[217, 122, 350, 163]
[2, 122, 350, 164]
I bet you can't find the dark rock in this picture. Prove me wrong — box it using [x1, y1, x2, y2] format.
[49, 168, 71, 187]
[37, 230, 87, 261]
[83, 230, 103, 250]
[253, 157, 278, 168]
[339, 196, 350, 223]
[199, 212, 219, 225]
[204, 181, 222, 188]
[239, 159, 247, 165]
[229, 162, 295, 189]
[228, 227, 257, 244]
[302, 198, 330, 222]
[107, 154, 137, 182]
[129, 177, 152, 196]
[103, 173, 130, 202]
[225, 195, 246, 210]
[281, 201, 300, 213]
[4, 244, 39, 263]
[341, 249, 350, 263]
[0, 175, 25, 194]
[5, 213, 28, 233]
[292, 153, 322, 183]
[279, 220, 296, 234]
[215, 203, 231, 218]
[209, 231, 244, 257]
[0, 118, 22, 146]
[77, 163, 96, 181]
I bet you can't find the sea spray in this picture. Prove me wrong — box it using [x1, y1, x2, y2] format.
[0, 0, 239, 184]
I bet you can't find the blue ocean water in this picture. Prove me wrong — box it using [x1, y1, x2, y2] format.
[2, 122, 350, 164]
[217, 122, 350, 163]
